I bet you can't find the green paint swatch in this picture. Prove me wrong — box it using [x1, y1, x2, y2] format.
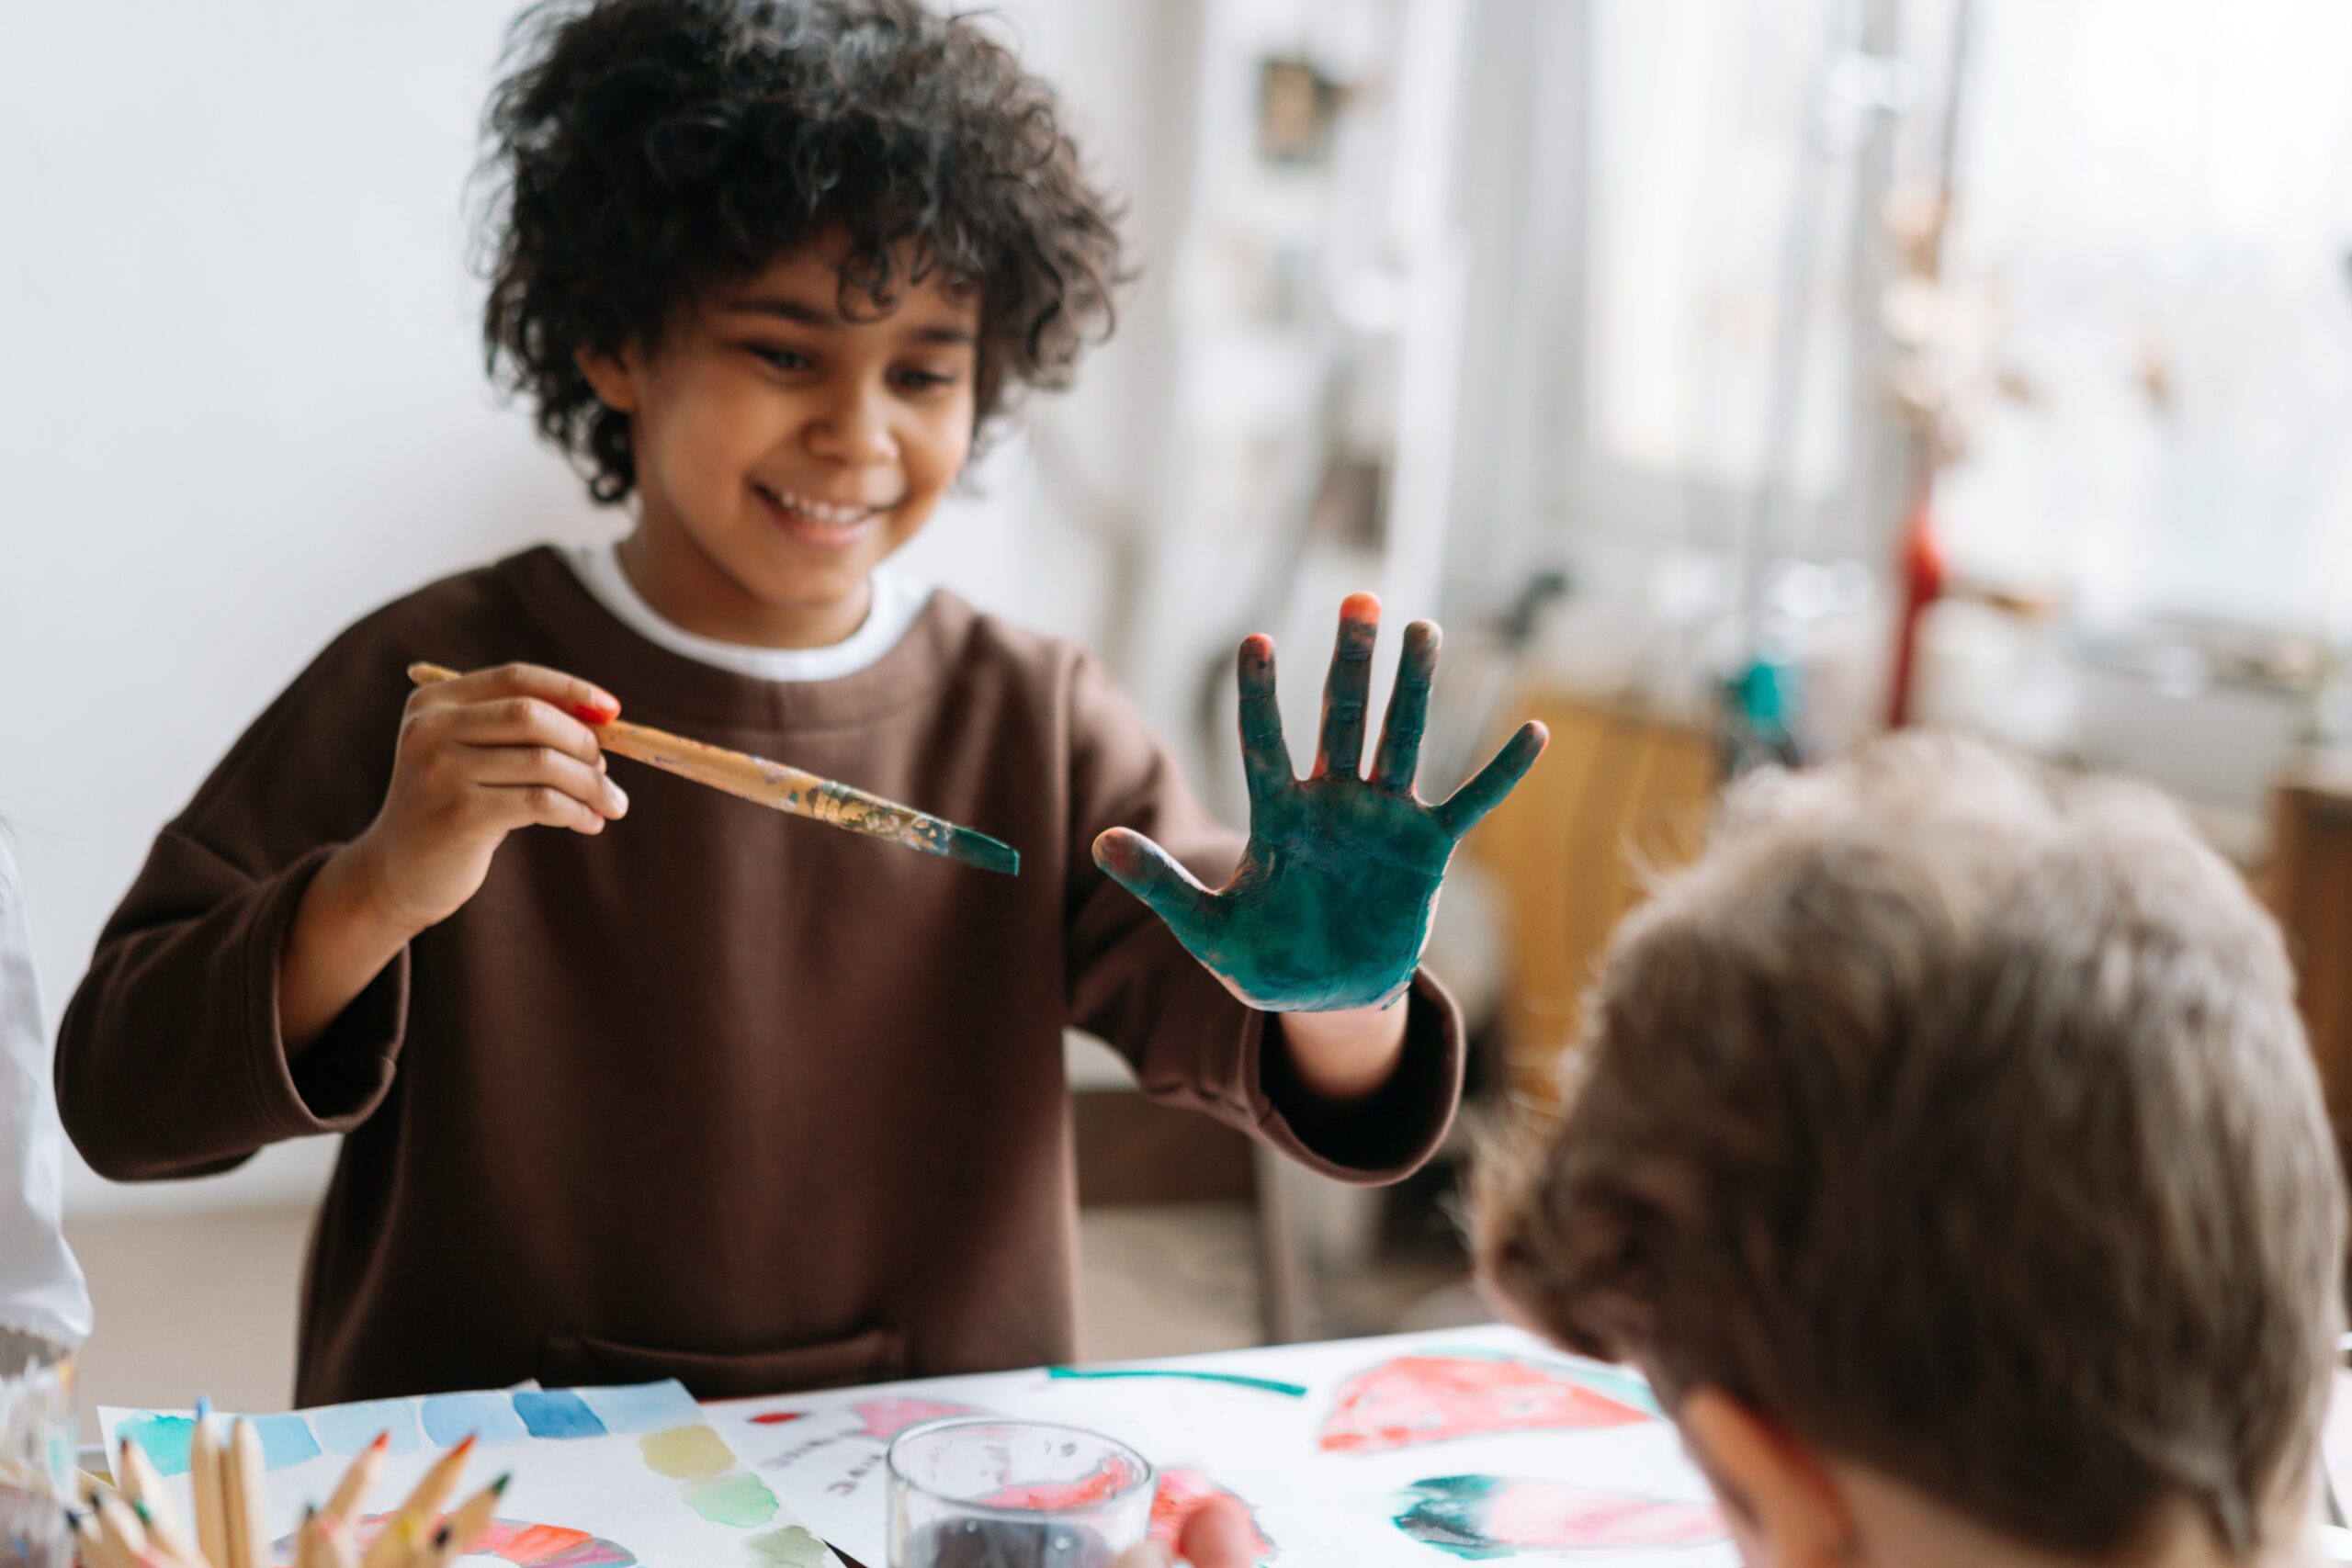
[685, 1470, 781, 1529]
[639, 1423, 735, 1478]
[747, 1524, 832, 1567]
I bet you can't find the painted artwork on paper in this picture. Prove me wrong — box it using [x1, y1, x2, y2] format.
[101, 1380, 842, 1568]
[707, 1324, 1736, 1568]
[1319, 1354, 1657, 1453]
[1394, 1476, 1725, 1558]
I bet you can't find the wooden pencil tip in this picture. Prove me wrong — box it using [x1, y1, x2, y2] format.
[368, 1431, 390, 1452]
[492, 1472, 512, 1495]
[454, 1434, 477, 1456]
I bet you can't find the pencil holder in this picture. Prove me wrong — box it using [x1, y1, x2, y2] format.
[0, 1327, 74, 1568]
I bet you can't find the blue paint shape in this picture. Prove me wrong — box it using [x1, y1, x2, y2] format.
[419, 1392, 529, 1449]
[114, 1416, 195, 1478]
[579, 1382, 701, 1435]
[514, 1390, 606, 1439]
[250, 1414, 322, 1472]
[311, 1399, 420, 1457]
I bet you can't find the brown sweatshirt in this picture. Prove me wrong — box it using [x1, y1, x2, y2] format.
[57, 547, 1463, 1405]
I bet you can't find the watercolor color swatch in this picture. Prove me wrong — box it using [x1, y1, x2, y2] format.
[102, 1381, 841, 1568]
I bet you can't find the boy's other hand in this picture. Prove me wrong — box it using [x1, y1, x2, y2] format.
[348, 661, 629, 937]
[1095, 595, 1546, 1014]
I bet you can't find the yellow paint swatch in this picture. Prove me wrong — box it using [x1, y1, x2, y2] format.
[637, 1424, 735, 1479]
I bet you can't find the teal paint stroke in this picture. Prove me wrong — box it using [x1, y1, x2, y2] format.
[1047, 1367, 1308, 1399]
[1395, 1475, 1514, 1561]
[113, 1415, 194, 1478]
[1095, 607, 1545, 1012]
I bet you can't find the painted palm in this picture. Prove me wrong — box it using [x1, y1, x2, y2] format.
[1096, 595, 1547, 1012]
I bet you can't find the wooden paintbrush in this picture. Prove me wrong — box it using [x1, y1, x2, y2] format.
[407, 662, 1019, 875]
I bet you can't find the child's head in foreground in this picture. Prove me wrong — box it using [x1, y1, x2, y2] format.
[1478, 733, 2345, 1567]
[480, 0, 1123, 638]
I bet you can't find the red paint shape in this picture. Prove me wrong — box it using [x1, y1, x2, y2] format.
[979, 1457, 1140, 1510]
[1486, 1481, 1724, 1551]
[748, 1410, 807, 1427]
[569, 703, 618, 726]
[1149, 1470, 1274, 1560]
[853, 1397, 984, 1442]
[1318, 1356, 1649, 1452]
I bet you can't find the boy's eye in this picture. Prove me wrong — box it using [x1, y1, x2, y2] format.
[751, 345, 813, 372]
[891, 367, 958, 392]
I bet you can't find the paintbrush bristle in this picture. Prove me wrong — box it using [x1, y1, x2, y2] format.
[945, 827, 1020, 876]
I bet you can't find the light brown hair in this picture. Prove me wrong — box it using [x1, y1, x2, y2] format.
[1476, 733, 2344, 1559]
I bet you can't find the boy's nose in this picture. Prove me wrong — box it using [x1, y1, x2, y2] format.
[808, 387, 896, 467]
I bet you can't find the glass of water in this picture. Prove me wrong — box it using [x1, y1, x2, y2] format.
[887, 1418, 1156, 1568]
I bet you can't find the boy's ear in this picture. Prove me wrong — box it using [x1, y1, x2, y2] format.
[1678, 1387, 1853, 1568]
[574, 346, 639, 414]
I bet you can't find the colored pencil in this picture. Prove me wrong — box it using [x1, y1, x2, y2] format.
[226, 1419, 268, 1568]
[322, 1431, 389, 1528]
[188, 1404, 232, 1568]
[130, 1497, 204, 1568]
[406, 661, 1021, 875]
[320, 1515, 359, 1568]
[92, 1489, 149, 1568]
[438, 1472, 507, 1562]
[119, 1439, 198, 1565]
[360, 1436, 471, 1568]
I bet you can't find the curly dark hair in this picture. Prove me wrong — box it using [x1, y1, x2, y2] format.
[479, 0, 1128, 503]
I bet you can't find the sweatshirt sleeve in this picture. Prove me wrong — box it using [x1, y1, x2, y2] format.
[55, 634, 413, 1182]
[1059, 652, 1464, 1185]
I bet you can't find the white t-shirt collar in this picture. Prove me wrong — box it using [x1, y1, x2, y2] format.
[562, 539, 932, 682]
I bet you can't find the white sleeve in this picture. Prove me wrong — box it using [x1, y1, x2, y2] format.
[0, 840, 94, 1350]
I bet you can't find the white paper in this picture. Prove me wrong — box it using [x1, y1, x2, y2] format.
[705, 1325, 1736, 1566]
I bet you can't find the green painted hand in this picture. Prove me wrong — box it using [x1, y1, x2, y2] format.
[1095, 593, 1549, 1012]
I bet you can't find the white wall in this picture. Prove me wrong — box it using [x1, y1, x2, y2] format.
[0, 1, 1193, 1213]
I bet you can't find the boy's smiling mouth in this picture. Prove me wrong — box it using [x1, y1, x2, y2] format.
[752, 481, 897, 544]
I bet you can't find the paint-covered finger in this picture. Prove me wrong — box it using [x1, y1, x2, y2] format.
[1236, 635, 1295, 806]
[1314, 592, 1380, 778]
[1178, 1495, 1261, 1568]
[1435, 720, 1549, 838]
[1093, 828, 1216, 939]
[1370, 619, 1440, 793]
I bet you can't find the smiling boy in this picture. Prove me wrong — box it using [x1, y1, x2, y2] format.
[55, 0, 1542, 1405]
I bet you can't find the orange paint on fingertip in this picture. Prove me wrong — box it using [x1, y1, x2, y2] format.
[569, 699, 619, 725]
[1340, 591, 1381, 620]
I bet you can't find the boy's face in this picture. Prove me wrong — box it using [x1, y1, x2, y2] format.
[581, 231, 981, 645]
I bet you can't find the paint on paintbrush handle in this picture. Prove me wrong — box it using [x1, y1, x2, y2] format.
[406, 663, 1020, 875]
[597, 718, 1020, 875]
